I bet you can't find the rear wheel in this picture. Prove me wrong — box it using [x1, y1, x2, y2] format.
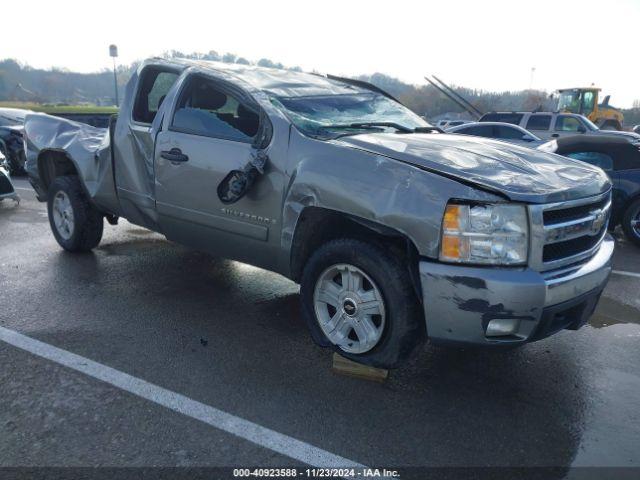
[622, 198, 640, 247]
[300, 238, 424, 368]
[47, 176, 103, 252]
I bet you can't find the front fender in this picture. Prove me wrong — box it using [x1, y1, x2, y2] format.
[280, 132, 502, 272]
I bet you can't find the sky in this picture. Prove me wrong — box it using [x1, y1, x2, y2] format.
[2, 0, 639, 107]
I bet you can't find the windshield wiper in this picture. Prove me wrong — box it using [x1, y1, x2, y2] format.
[320, 122, 443, 135]
[348, 122, 414, 133]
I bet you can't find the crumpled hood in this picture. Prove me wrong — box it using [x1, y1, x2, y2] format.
[336, 133, 610, 203]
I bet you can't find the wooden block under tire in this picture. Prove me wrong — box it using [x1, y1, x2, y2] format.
[331, 353, 389, 382]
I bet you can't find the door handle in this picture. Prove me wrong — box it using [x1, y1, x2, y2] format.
[551, 133, 559, 138]
[160, 148, 189, 163]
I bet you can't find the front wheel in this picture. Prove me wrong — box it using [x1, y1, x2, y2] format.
[47, 176, 103, 252]
[622, 198, 640, 247]
[300, 238, 424, 368]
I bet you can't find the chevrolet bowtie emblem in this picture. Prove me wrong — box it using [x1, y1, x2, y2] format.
[590, 209, 606, 235]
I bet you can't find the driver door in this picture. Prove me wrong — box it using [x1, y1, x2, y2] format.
[154, 73, 281, 270]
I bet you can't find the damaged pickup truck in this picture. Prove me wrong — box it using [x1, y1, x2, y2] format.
[24, 58, 614, 368]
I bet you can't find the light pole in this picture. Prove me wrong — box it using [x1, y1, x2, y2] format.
[109, 44, 119, 106]
[529, 67, 536, 90]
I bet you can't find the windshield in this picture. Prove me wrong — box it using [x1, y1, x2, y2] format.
[557, 91, 581, 113]
[581, 116, 599, 131]
[272, 93, 430, 139]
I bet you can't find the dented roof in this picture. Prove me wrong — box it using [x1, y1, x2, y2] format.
[147, 57, 370, 98]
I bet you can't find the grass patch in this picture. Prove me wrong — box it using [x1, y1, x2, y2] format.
[0, 102, 118, 115]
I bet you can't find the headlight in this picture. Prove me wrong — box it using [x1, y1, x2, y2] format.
[439, 202, 528, 265]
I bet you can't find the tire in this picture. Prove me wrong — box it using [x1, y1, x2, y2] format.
[300, 238, 424, 368]
[47, 175, 103, 252]
[621, 198, 640, 247]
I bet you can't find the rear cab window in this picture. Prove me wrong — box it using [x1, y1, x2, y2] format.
[133, 67, 180, 124]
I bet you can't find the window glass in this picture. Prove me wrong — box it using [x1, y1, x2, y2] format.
[457, 125, 494, 137]
[581, 91, 596, 115]
[272, 93, 427, 140]
[133, 68, 179, 123]
[172, 76, 259, 142]
[494, 125, 524, 139]
[526, 115, 551, 131]
[479, 113, 523, 125]
[566, 151, 613, 170]
[555, 116, 582, 132]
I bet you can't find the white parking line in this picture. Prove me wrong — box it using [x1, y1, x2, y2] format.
[14, 187, 33, 191]
[612, 270, 640, 279]
[0, 326, 365, 469]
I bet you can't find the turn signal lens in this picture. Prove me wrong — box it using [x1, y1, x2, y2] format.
[441, 235, 461, 259]
[443, 205, 461, 231]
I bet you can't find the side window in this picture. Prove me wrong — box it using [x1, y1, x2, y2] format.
[458, 125, 494, 137]
[555, 116, 582, 132]
[581, 92, 596, 115]
[133, 68, 179, 124]
[480, 113, 523, 125]
[526, 115, 551, 131]
[494, 125, 524, 139]
[566, 151, 613, 171]
[171, 76, 260, 142]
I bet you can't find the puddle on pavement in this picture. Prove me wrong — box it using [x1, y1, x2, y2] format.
[589, 296, 640, 328]
[126, 227, 155, 236]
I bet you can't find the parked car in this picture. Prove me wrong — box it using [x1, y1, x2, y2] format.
[480, 111, 640, 142]
[0, 108, 30, 175]
[436, 119, 472, 129]
[24, 58, 613, 368]
[446, 121, 543, 147]
[0, 152, 19, 203]
[539, 135, 640, 246]
[0, 125, 26, 175]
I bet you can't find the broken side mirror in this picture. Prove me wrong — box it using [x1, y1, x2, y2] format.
[217, 149, 268, 204]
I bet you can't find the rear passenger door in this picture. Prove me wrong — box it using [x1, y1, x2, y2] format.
[154, 73, 282, 270]
[525, 114, 552, 140]
[115, 65, 180, 228]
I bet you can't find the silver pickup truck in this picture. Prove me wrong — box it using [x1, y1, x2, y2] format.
[24, 58, 614, 368]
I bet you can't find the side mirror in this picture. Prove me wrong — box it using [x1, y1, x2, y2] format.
[217, 150, 268, 204]
[577, 126, 587, 134]
[522, 134, 535, 142]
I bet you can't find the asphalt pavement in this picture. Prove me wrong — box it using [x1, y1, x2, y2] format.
[1, 178, 639, 479]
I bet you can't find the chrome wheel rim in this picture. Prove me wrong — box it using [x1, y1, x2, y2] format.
[313, 263, 386, 354]
[632, 210, 640, 238]
[52, 191, 74, 240]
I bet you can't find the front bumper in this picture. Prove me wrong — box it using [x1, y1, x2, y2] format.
[419, 234, 614, 345]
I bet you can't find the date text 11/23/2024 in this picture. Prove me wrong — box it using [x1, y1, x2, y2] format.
[233, 468, 400, 478]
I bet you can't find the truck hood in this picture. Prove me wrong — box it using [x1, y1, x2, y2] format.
[336, 133, 610, 204]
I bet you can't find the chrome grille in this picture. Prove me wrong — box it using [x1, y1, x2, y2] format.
[529, 191, 611, 272]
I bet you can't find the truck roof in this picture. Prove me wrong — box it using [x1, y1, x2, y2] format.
[146, 57, 375, 98]
[556, 87, 601, 92]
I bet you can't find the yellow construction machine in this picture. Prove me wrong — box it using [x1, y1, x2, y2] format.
[556, 87, 624, 130]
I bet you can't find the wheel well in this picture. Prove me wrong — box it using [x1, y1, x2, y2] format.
[289, 207, 423, 300]
[38, 150, 78, 193]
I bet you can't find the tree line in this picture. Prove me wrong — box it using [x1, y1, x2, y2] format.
[1, 53, 638, 125]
